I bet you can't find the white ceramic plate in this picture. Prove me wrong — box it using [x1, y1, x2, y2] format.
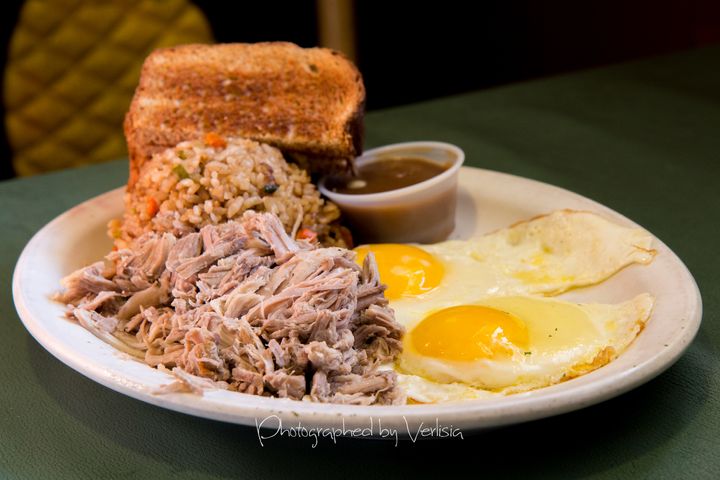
[13, 167, 702, 436]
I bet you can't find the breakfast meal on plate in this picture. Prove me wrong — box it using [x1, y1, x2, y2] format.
[55, 42, 658, 406]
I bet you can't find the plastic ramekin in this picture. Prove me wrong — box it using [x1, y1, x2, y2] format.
[318, 141, 465, 244]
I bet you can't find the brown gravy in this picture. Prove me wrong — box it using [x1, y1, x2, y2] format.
[327, 157, 449, 195]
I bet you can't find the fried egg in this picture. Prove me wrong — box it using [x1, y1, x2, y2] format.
[399, 294, 653, 400]
[353, 210, 656, 403]
[355, 210, 655, 311]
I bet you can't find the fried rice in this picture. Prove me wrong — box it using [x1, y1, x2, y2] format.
[113, 136, 347, 248]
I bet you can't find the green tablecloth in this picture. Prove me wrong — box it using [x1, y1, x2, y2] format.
[2, 46, 719, 479]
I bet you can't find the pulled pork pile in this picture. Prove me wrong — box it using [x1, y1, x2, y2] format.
[56, 211, 405, 405]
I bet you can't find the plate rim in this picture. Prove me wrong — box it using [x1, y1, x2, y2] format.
[12, 166, 703, 434]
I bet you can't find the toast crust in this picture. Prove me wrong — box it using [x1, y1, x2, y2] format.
[125, 42, 365, 187]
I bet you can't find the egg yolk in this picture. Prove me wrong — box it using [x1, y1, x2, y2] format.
[354, 244, 443, 300]
[411, 305, 530, 361]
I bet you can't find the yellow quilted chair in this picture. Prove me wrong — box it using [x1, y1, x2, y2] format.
[4, 0, 213, 176]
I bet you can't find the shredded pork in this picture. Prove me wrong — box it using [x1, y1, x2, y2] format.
[56, 211, 405, 405]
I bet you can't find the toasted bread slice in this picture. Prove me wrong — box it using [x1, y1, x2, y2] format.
[125, 42, 365, 187]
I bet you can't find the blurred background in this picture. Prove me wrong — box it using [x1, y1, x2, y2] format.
[1, 0, 719, 179]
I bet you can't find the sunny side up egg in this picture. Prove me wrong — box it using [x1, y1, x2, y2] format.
[400, 294, 653, 394]
[354, 210, 657, 403]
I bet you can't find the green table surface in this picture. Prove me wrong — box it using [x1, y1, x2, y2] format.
[2, 46, 719, 479]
